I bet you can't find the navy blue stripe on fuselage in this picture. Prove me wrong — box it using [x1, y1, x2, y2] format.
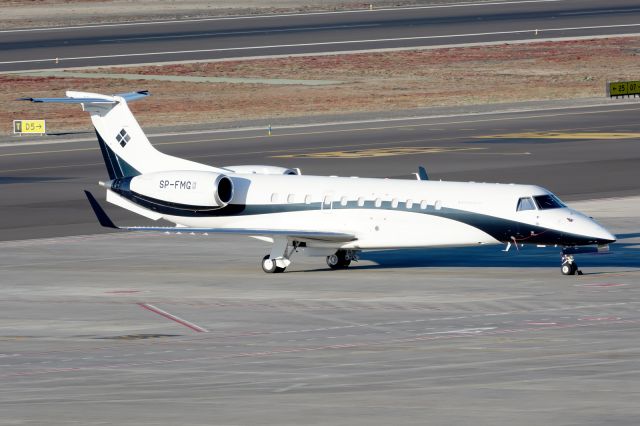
[112, 188, 603, 246]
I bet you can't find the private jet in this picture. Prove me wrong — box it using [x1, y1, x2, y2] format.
[23, 91, 616, 275]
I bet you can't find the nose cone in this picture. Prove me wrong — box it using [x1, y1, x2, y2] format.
[579, 215, 616, 245]
[592, 225, 616, 245]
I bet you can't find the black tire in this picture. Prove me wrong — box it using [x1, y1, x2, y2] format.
[561, 262, 576, 276]
[262, 255, 286, 273]
[326, 251, 351, 270]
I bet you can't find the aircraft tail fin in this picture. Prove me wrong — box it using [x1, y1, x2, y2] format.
[22, 91, 218, 178]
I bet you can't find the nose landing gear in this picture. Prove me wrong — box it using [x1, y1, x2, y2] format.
[561, 253, 583, 276]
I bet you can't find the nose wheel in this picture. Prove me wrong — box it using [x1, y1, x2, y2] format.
[561, 254, 582, 276]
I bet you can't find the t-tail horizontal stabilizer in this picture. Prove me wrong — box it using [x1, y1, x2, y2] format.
[24, 90, 222, 178]
[19, 91, 150, 104]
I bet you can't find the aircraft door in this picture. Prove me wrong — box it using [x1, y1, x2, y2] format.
[515, 196, 540, 239]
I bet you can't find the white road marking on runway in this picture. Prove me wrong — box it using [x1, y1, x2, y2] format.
[429, 327, 496, 334]
[274, 383, 307, 393]
[3, 24, 640, 66]
[0, 0, 566, 34]
[100, 24, 380, 43]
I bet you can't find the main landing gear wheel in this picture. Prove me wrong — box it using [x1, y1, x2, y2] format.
[326, 250, 352, 270]
[262, 255, 286, 273]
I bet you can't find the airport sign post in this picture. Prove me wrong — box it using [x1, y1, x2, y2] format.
[607, 81, 640, 98]
[13, 119, 46, 135]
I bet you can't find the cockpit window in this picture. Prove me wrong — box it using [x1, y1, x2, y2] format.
[534, 194, 565, 210]
[516, 197, 536, 211]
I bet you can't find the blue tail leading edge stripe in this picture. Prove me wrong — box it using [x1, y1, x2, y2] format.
[95, 129, 140, 179]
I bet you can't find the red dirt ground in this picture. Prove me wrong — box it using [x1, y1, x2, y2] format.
[3, 37, 639, 134]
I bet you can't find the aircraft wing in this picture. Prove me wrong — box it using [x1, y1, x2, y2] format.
[85, 191, 356, 243]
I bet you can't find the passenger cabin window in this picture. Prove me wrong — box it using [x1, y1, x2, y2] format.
[406, 199, 413, 209]
[374, 198, 382, 208]
[357, 197, 365, 207]
[340, 196, 348, 206]
[304, 194, 312, 204]
[323, 195, 332, 206]
[271, 193, 279, 203]
[420, 200, 428, 210]
[287, 194, 295, 203]
[516, 197, 536, 211]
[534, 194, 566, 210]
[391, 198, 398, 208]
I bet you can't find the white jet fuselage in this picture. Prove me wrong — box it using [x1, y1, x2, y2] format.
[110, 173, 615, 250]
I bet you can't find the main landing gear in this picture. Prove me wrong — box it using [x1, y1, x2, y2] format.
[260, 244, 360, 273]
[262, 255, 286, 273]
[261, 238, 298, 273]
[561, 253, 583, 276]
[326, 249, 359, 270]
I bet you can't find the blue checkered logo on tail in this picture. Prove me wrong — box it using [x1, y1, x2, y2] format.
[116, 129, 131, 147]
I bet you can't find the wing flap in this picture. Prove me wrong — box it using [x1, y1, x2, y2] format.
[127, 226, 355, 242]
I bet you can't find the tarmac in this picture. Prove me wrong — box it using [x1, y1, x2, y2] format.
[1, 197, 638, 425]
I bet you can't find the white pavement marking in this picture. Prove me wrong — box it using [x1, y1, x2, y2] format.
[274, 383, 308, 393]
[3, 24, 640, 66]
[99, 24, 380, 43]
[0, 0, 567, 34]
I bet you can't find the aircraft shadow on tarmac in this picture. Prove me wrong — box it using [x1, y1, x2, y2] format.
[46, 131, 93, 137]
[344, 238, 640, 271]
[617, 232, 640, 240]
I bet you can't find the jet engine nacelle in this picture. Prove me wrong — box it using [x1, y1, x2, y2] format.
[224, 165, 300, 175]
[111, 170, 234, 209]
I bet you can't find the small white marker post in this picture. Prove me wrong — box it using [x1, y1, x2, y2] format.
[535, 29, 539, 36]
[369, 4, 373, 10]
[268, 124, 272, 136]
